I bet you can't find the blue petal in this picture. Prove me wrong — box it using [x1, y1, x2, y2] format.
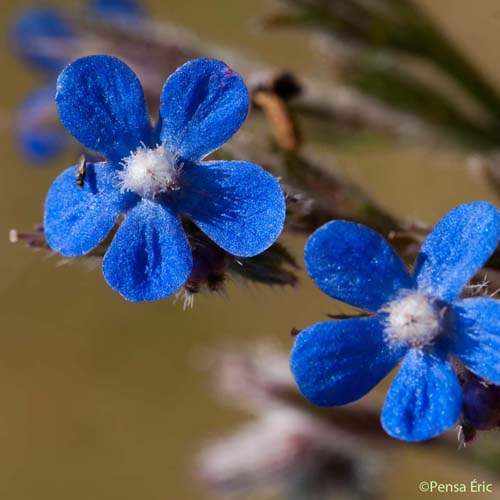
[102, 200, 192, 302]
[381, 349, 462, 441]
[415, 202, 500, 301]
[290, 316, 405, 406]
[451, 298, 500, 384]
[305, 221, 413, 312]
[17, 85, 68, 163]
[56, 55, 152, 162]
[159, 58, 249, 161]
[44, 162, 133, 256]
[88, 0, 145, 19]
[175, 160, 285, 256]
[10, 7, 74, 74]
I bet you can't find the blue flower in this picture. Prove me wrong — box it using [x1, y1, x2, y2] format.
[44, 55, 286, 302]
[10, 0, 144, 163]
[11, 7, 74, 75]
[291, 201, 500, 441]
[87, 0, 144, 19]
[16, 85, 69, 163]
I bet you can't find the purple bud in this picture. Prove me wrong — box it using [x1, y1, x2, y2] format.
[462, 378, 500, 431]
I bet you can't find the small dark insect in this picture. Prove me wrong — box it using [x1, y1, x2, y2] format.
[75, 155, 87, 188]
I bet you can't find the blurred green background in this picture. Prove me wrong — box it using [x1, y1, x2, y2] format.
[1, 0, 500, 498]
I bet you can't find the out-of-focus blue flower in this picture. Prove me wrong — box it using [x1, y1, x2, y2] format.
[11, 0, 144, 73]
[291, 202, 500, 442]
[44, 55, 286, 302]
[10, 7, 74, 74]
[16, 85, 69, 162]
[88, 0, 144, 19]
[10, 0, 145, 163]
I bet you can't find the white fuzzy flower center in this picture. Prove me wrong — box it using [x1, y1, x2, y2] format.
[117, 144, 181, 197]
[383, 292, 442, 348]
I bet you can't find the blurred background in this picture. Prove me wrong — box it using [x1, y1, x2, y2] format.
[2, 0, 500, 498]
